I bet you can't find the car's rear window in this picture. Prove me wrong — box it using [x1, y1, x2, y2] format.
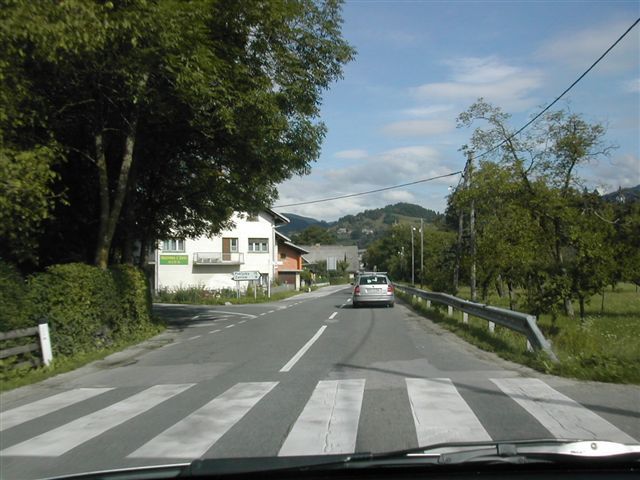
[359, 276, 388, 285]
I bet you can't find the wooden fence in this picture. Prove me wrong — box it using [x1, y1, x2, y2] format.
[0, 324, 53, 370]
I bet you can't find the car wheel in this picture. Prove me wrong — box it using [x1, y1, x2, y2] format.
[388, 302, 394, 308]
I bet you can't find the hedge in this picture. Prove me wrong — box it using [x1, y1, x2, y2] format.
[1, 261, 155, 358]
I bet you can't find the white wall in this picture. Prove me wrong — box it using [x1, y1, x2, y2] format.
[157, 212, 279, 291]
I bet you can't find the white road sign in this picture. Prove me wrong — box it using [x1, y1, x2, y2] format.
[232, 271, 261, 281]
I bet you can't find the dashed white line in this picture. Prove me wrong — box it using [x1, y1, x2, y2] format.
[187, 335, 202, 341]
[268, 310, 275, 314]
[238, 320, 246, 324]
[260, 313, 266, 316]
[225, 324, 235, 329]
[280, 326, 327, 373]
[209, 329, 221, 334]
[329, 312, 338, 320]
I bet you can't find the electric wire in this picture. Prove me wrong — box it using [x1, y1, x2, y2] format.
[274, 17, 639, 209]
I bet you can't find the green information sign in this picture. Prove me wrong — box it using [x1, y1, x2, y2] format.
[160, 255, 189, 265]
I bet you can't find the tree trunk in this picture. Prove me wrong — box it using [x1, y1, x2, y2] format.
[496, 274, 505, 298]
[94, 130, 111, 268]
[564, 297, 575, 317]
[579, 295, 586, 323]
[601, 290, 605, 313]
[94, 112, 140, 269]
[507, 280, 515, 310]
[453, 210, 463, 290]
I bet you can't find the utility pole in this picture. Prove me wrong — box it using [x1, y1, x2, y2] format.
[468, 151, 477, 302]
[420, 218, 424, 287]
[411, 227, 415, 285]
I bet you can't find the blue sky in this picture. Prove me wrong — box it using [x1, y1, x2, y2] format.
[275, 0, 640, 221]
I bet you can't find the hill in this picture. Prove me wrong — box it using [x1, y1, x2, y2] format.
[278, 213, 333, 236]
[282, 202, 443, 249]
[602, 185, 640, 204]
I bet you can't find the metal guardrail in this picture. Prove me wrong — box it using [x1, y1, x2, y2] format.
[0, 323, 53, 370]
[396, 285, 557, 362]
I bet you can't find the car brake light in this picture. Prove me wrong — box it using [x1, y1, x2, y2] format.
[387, 284, 394, 293]
[354, 285, 360, 294]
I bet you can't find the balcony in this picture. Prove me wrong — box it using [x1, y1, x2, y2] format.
[193, 252, 244, 265]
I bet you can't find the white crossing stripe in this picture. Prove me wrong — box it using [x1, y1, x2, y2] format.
[129, 382, 278, 459]
[1, 384, 193, 457]
[406, 378, 491, 445]
[0, 388, 113, 432]
[492, 378, 636, 443]
[279, 379, 365, 456]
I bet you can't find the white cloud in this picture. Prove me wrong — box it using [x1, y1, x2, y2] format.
[275, 146, 458, 220]
[382, 119, 454, 137]
[401, 104, 454, 117]
[334, 149, 368, 159]
[581, 153, 640, 190]
[624, 77, 640, 93]
[537, 20, 640, 74]
[412, 56, 543, 111]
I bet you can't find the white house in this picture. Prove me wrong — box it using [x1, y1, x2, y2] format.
[154, 210, 289, 292]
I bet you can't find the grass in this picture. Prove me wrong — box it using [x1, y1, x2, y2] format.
[154, 285, 318, 305]
[397, 283, 640, 384]
[1, 323, 165, 393]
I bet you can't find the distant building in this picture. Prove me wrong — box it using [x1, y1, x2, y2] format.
[153, 210, 289, 292]
[301, 245, 360, 275]
[275, 231, 308, 290]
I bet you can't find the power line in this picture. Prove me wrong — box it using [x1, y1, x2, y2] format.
[273, 171, 462, 208]
[472, 16, 640, 161]
[273, 17, 639, 209]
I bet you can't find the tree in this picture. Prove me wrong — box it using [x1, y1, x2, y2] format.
[292, 225, 338, 245]
[455, 99, 614, 318]
[1, 0, 354, 268]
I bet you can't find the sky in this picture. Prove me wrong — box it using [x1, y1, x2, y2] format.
[274, 0, 640, 221]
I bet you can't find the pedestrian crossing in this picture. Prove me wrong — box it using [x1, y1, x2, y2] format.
[0, 377, 636, 460]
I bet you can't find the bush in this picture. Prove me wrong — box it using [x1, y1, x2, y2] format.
[27, 263, 122, 356]
[0, 260, 32, 331]
[110, 265, 153, 337]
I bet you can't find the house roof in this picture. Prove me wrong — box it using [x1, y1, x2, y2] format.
[275, 230, 309, 254]
[266, 209, 289, 225]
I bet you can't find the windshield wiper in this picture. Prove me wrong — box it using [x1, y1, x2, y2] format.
[184, 440, 640, 476]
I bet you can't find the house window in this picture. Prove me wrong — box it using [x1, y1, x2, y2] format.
[280, 252, 286, 260]
[162, 239, 185, 252]
[248, 238, 268, 252]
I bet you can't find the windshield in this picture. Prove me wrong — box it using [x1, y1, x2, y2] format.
[1, 1, 638, 480]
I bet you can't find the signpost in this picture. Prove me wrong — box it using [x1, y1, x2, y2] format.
[232, 271, 261, 281]
[232, 271, 261, 299]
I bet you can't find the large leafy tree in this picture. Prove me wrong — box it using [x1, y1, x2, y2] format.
[1, 0, 354, 268]
[453, 99, 617, 319]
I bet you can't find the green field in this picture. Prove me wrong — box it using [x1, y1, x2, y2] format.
[398, 283, 640, 384]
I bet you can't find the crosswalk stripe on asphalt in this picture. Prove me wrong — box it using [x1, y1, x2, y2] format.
[1, 377, 636, 459]
[279, 379, 365, 456]
[406, 378, 492, 445]
[1, 384, 194, 457]
[491, 378, 636, 443]
[129, 382, 278, 459]
[0, 388, 113, 432]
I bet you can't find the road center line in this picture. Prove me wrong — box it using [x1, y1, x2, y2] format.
[209, 329, 221, 334]
[187, 335, 201, 341]
[329, 312, 338, 320]
[280, 326, 327, 373]
[225, 324, 235, 329]
[238, 320, 246, 324]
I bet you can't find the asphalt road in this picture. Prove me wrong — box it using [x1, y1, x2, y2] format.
[1, 285, 639, 479]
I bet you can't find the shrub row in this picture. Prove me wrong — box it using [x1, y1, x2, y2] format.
[1, 261, 154, 357]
